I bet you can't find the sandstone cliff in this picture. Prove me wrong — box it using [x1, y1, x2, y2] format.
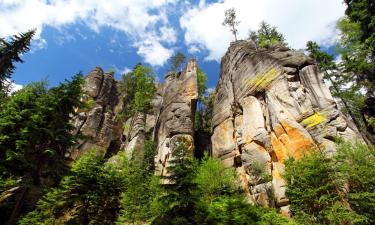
[71, 60, 198, 172]
[70, 67, 121, 159]
[153, 59, 198, 176]
[211, 41, 361, 214]
[71, 43, 361, 215]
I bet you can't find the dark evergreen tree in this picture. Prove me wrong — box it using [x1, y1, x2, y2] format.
[19, 150, 128, 225]
[0, 30, 35, 100]
[284, 147, 366, 225]
[0, 74, 84, 224]
[152, 137, 198, 225]
[248, 21, 286, 48]
[169, 52, 186, 72]
[117, 139, 158, 224]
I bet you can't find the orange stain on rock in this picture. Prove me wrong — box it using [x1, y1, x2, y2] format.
[271, 120, 315, 162]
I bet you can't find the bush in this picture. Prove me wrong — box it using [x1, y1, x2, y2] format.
[284, 141, 375, 225]
[19, 149, 128, 225]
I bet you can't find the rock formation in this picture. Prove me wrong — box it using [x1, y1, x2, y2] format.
[70, 67, 121, 159]
[211, 41, 361, 213]
[153, 59, 198, 176]
[71, 44, 362, 215]
[71, 60, 198, 174]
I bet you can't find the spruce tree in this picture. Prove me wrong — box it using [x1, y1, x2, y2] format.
[152, 137, 198, 225]
[169, 52, 186, 72]
[0, 30, 35, 99]
[0, 74, 84, 224]
[19, 150, 129, 225]
[248, 21, 286, 48]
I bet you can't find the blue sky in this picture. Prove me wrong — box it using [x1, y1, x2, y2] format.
[0, 0, 346, 91]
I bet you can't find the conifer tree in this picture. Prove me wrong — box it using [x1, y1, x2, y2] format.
[0, 30, 35, 100]
[0, 74, 84, 224]
[152, 137, 198, 225]
[169, 52, 186, 72]
[222, 8, 240, 41]
[248, 21, 286, 48]
[19, 150, 129, 225]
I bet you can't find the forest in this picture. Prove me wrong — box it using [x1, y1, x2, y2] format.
[0, 0, 374, 224]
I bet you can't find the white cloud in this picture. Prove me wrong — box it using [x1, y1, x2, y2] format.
[5, 79, 23, 93]
[136, 38, 173, 66]
[206, 87, 214, 94]
[120, 67, 132, 75]
[30, 38, 47, 52]
[0, 0, 178, 66]
[180, 0, 346, 61]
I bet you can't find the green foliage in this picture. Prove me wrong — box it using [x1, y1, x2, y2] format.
[249, 21, 286, 48]
[344, 0, 375, 56]
[335, 141, 375, 223]
[169, 52, 186, 72]
[284, 142, 375, 224]
[204, 196, 292, 225]
[196, 66, 207, 102]
[194, 66, 211, 135]
[19, 149, 129, 225]
[333, 0, 375, 141]
[118, 63, 156, 119]
[306, 38, 372, 143]
[152, 137, 198, 224]
[248, 161, 272, 183]
[194, 155, 238, 203]
[117, 139, 157, 224]
[0, 30, 35, 100]
[222, 8, 240, 41]
[0, 74, 84, 186]
[284, 150, 344, 224]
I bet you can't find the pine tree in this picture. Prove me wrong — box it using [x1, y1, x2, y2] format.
[248, 21, 286, 48]
[0, 30, 35, 99]
[222, 8, 240, 41]
[152, 137, 198, 225]
[284, 148, 365, 224]
[117, 140, 158, 224]
[19, 150, 129, 225]
[0, 74, 84, 224]
[169, 52, 186, 72]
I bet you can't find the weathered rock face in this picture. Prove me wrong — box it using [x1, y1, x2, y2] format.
[72, 61, 198, 164]
[70, 67, 121, 159]
[153, 59, 198, 176]
[211, 41, 361, 209]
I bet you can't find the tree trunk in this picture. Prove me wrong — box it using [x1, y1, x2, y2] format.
[6, 187, 28, 225]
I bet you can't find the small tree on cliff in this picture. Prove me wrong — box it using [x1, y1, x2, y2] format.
[118, 63, 156, 120]
[169, 51, 186, 72]
[248, 21, 286, 48]
[222, 8, 240, 41]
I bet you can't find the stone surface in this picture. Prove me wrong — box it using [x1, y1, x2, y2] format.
[211, 40, 361, 209]
[70, 67, 120, 160]
[154, 60, 198, 176]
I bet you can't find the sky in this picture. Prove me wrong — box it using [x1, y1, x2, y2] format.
[0, 0, 346, 92]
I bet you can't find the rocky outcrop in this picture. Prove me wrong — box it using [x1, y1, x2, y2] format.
[211, 41, 361, 210]
[154, 60, 198, 176]
[70, 67, 121, 159]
